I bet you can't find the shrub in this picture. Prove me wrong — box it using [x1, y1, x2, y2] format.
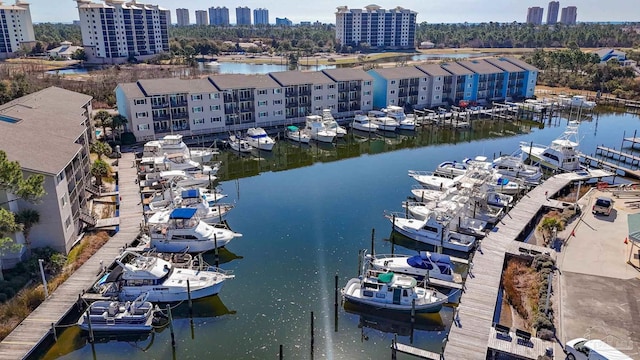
[533, 314, 554, 330]
[0, 294, 6, 303]
[120, 132, 136, 145]
[537, 328, 555, 341]
[2, 288, 15, 299]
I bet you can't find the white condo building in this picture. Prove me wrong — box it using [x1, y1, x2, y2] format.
[0, 0, 35, 59]
[335, 4, 417, 50]
[195, 10, 208, 26]
[175, 8, 189, 26]
[75, 0, 170, 64]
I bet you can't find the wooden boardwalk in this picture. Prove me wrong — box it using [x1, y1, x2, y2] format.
[581, 154, 640, 179]
[595, 145, 640, 166]
[0, 152, 144, 360]
[487, 327, 554, 360]
[443, 175, 573, 360]
[392, 339, 441, 359]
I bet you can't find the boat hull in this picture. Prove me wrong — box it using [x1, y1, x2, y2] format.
[119, 281, 226, 302]
[341, 278, 444, 313]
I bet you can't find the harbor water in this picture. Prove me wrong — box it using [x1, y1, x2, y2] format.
[36, 111, 640, 360]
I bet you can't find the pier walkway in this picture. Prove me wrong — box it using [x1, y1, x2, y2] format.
[0, 153, 143, 360]
[442, 174, 578, 359]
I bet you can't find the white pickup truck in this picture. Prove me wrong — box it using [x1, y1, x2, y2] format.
[565, 338, 632, 360]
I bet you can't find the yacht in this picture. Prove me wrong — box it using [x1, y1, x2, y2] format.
[558, 95, 596, 109]
[367, 252, 462, 284]
[321, 109, 347, 138]
[93, 251, 234, 302]
[342, 272, 448, 313]
[305, 115, 336, 143]
[285, 125, 311, 144]
[385, 211, 477, 253]
[383, 105, 415, 131]
[143, 134, 215, 164]
[489, 175, 524, 195]
[140, 153, 214, 174]
[408, 170, 463, 190]
[77, 294, 162, 332]
[351, 112, 379, 132]
[245, 127, 276, 151]
[434, 160, 468, 178]
[147, 208, 242, 253]
[402, 199, 487, 238]
[520, 121, 582, 172]
[229, 134, 253, 153]
[492, 155, 542, 184]
[368, 110, 400, 132]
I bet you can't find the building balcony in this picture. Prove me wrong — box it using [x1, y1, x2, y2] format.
[151, 102, 169, 109]
[172, 112, 189, 120]
[153, 114, 171, 121]
[170, 100, 188, 107]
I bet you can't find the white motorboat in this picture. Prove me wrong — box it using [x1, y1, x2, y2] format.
[285, 125, 311, 144]
[245, 127, 276, 151]
[492, 155, 542, 184]
[144, 170, 214, 188]
[367, 252, 462, 284]
[321, 109, 347, 138]
[205, 60, 220, 67]
[485, 191, 513, 207]
[147, 190, 234, 223]
[411, 186, 450, 203]
[342, 272, 448, 313]
[143, 134, 215, 163]
[229, 135, 253, 153]
[140, 153, 214, 174]
[558, 95, 596, 109]
[434, 160, 468, 178]
[351, 112, 379, 132]
[77, 294, 162, 332]
[147, 208, 242, 253]
[368, 110, 399, 132]
[489, 175, 524, 195]
[402, 200, 487, 238]
[383, 105, 415, 130]
[94, 251, 234, 302]
[519, 121, 582, 172]
[305, 115, 336, 143]
[408, 170, 463, 190]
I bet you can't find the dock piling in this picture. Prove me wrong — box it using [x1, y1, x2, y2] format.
[370, 228, 375, 256]
[167, 304, 175, 347]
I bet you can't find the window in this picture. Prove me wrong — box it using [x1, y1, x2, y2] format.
[273, 99, 282, 105]
[193, 118, 205, 125]
[423, 77, 428, 81]
[273, 89, 282, 94]
[390, 90, 395, 94]
[328, 84, 335, 89]
[137, 124, 150, 130]
[435, 86, 441, 90]
[64, 216, 71, 229]
[364, 91, 371, 95]
[314, 96, 322, 101]
[365, 100, 371, 105]
[363, 81, 371, 86]
[192, 106, 203, 113]
[435, 95, 440, 99]
[273, 110, 283, 116]
[191, 94, 202, 101]
[314, 85, 323, 90]
[468, 84, 472, 88]
[258, 100, 268, 106]
[210, 117, 222, 123]
[328, 94, 335, 100]
[134, 99, 146, 105]
[210, 105, 220, 111]
[209, 93, 220, 99]
[135, 111, 148, 118]
[61, 195, 67, 207]
[258, 112, 268, 118]
[390, 80, 396, 85]
[420, 96, 426, 100]
[390, 99, 395, 104]
[258, 89, 268, 95]
[465, 92, 471, 97]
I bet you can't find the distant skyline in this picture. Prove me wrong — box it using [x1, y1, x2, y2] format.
[23, 0, 639, 24]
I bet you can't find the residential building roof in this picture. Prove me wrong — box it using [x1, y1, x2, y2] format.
[0, 87, 92, 175]
[439, 62, 474, 76]
[484, 57, 525, 73]
[594, 48, 627, 61]
[117, 82, 145, 99]
[135, 78, 215, 96]
[368, 66, 427, 80]
[415, 64, 453, 77]
[269, 71, 335, 86]
[322, 68, 374, 82]
[458, 59, 503, 75]
[502, 57, 538, 71]
[209, 74, 281, 90]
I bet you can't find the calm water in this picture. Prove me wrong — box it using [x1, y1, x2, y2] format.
[38, 112, 640, 360]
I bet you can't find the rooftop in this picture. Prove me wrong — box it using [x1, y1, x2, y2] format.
[269, 70, 335, 86]
[135, 78, 215, 96]
[0, 87, 92, 175]
[502, 57, 539, 72]
[484, 57, 526, 73]
[458, 59, 504, 75]
[439, 62, 474, 76]
[322, 68, 374, 82]
[209, 74, 281, 90]
[415, 63, 453, 77]
[368, 66, 427, 80]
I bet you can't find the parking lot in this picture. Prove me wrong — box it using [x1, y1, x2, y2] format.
[557, 189, 640, 358]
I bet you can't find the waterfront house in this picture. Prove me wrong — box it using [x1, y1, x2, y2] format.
[367, 66, 429, 109]
[321, 68, 374, 116]
[457, 59, 505, 103]
[429, 62, 475, 106]
[484, 57, 530, 100]
[500, 57, 538, 98]
[0, 87, 93, 267]
[268, 71, 338, 118]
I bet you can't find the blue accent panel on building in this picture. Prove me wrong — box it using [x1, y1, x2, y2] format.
[368, 70, 388, 109]
[115, 86, 130, 120]
[467, 75, 479, 101]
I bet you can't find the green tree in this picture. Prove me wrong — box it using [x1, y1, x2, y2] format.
[0, 207, 23, 281]
[90, 159, 109, 186]
[71, 48, 87, 61]
[538, 217, 565, 245]
[0, 150, 45, 202]
[110, 114, 128, 141]
[14, 209, 39, 255]
[90, 141, 112, 160]
[93, 110, 112, 139]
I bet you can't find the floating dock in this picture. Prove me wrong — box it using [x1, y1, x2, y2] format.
[0, 153, 144, 360]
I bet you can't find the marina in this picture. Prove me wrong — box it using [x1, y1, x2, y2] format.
[3, 110, 640, 360]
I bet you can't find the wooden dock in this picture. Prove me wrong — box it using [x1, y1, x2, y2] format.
[443, 175, 574, 360]
[487, 327, 554, 360]
[392, 338, 441, 360]
[0, 152, 144, 360]
[595, 145, 640, 166]
[580, 154, 640, 179]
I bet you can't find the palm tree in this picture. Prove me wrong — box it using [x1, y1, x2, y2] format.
[90, 141, 112, 160]
[110, 114, 128, 142]
[14, 208, 39, 256]
[93, 110, 112, 138]
[90, 159, 110, 186]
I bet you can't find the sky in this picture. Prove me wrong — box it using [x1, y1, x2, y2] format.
[22, 0, 638, 25]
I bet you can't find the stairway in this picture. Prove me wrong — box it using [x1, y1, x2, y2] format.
[79, 209, 97, 227]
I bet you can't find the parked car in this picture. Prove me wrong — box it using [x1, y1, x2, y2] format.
[565, 338, 632, 360]
[592, 197, 614, 216]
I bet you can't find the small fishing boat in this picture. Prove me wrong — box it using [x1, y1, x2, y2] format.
[306, 115, 336, 143]
[229, 134, 253, 153]
[383, 105, 415, 131]
[368, 110, 399, 132]
[77, 294, 164, 332]
[342, 272, 448, 313]
[367, 252, 462, 283]
[285, 125, 311, 144]
[434, 160, 468, 178]
[321, 109, 347, 138]
[245, 127, 276, 151]
[351, 112, 379, 132]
